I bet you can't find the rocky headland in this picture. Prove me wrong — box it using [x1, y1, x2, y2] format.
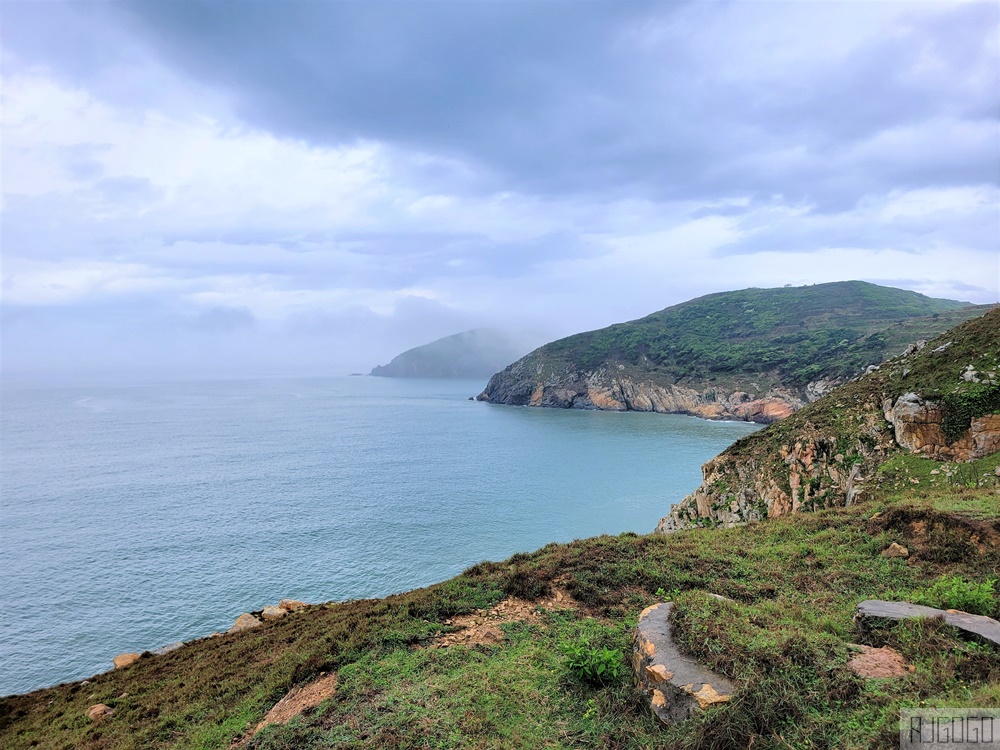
[478, 281, 989, 424]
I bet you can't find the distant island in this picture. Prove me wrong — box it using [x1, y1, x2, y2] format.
[371, 328, 529, 379]
[479, 281, 991, 423]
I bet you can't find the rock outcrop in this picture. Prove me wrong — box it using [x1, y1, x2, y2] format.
[228, 613, 263, 634]
[632, 602, 734, 724]
[479, 367, 808, 424]
[884, 393, 1000, 461]
[657, 309, 1000, 532]
[86, 703, 115, 722]
[855, 600, 1000, 647]
[112, 653, 141, 669]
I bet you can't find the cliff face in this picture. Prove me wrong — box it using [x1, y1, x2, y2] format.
[657, 308, 1000, 532]
[478, 282, 987, 423]
[478, 358, 822, 423]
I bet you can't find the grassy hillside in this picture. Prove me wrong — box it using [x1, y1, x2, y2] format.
[479, 283, 990, 419]
[370, 329, 527, 379]
[537, 282, 976, 386]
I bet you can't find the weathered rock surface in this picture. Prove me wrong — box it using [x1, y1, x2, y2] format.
[633, 603, 734, 724]
[112, 652, 141, 669]
[881, 542, 909, 559]
[855, 600, 1000, 647]
[479, 365, 812, 424]
[261, 605, 286, 621]
[279, 599, 307, 612]
[86, 703, 115, 722]
[150, 642, 184, 656]
[884, 393, 1000, 461]
[228, 613, 263, 634]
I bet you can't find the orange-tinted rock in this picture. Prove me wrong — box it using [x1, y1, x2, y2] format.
[86, 704, 114, 722]
[279, 599, 307, 612]
[228, 613, 262, 634]
[881, 542, 909, 559]
[113, 652, 141, 669]
[261, 605, 286, 621]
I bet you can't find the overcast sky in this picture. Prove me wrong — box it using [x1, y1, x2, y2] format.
[2, 0, 998, 379]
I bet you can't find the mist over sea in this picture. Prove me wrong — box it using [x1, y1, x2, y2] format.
[0, 376, 758, 696]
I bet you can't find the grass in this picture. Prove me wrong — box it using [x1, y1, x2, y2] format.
[495, 282, 989, 394]
[2, 473, 997, 750]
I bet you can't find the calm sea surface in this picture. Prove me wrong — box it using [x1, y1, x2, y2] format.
[0, 376, 758, 695]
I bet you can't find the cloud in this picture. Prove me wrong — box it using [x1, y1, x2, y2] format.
[0, 0, 997, 378]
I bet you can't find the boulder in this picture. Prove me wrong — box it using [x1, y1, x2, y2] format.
[112, 652, 141, 669]
[633, 602, 734, 724]
[228, 613, 262, 634]
[261, 605, 286, 621]
[86, 703, 115, 722]
[279, 599, 307, 612]
[151, 642, 184, 656]
[881, 543, 909, 559]
[855, 600, 1000, 647]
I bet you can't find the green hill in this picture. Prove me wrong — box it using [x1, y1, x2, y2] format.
[371, 329, 528, 379]
[479, 281, 990, 422]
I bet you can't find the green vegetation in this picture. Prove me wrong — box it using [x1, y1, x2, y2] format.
[561, 639, 625, 687]
[908, 576, 997, 618]
[2, 470, 997, 749]
[370, 328, 527, 378]
[533, 281, 984, 387]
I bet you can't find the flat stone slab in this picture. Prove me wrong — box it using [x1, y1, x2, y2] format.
[633, 602, 734, 724]
[856, 600, 1000, 647]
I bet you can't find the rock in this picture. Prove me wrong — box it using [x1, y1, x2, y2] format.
[150, 642, 184, 656]
[847, 644, 912, 678]
[279, 599, 307, 612]
[113, 652, 141, 669]
[633, 603, 734, 724]
[855, 600, 1000, 647]
[86, 704, 115, 722]
[228, 613, 263, 634]
[883, 394, 1000, 462]
[261, 605, 286, 621]
[881, 542, 909, 559]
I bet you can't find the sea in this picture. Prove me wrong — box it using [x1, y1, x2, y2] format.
[0, 376, 759, 696]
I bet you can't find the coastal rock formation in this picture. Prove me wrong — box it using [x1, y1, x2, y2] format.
[112, 653, 141, 669]
[479, 369, 806, 424]
[657, 308, 1000, 532]
[479, 283, 988, 424]
[279, 599, 307, 612]
[884, 393, 1000, 461]
[261, 605, 286, 621]
[228, 613, 263, 634]
[633, 602, 733, 724]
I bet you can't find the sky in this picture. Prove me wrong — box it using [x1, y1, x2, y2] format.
[2, 0, 998, 380]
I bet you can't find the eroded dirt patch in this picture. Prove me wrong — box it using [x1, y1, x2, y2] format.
[431, 587, 578, 648]
[848, 645, 912, 678]
[234, 672, 338, 746]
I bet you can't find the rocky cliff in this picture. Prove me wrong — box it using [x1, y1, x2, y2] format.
[478, 282, 986, 424]
[657, 308, 1000, 532]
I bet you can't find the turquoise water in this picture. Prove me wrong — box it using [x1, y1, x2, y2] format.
[0, 376, 758, 696]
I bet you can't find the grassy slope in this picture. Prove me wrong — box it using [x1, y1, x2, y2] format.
[514, 281, 984, 390]
[2, 462, 997, 750]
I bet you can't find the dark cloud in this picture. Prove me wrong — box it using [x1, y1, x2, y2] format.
[89, 0, 997, 208]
